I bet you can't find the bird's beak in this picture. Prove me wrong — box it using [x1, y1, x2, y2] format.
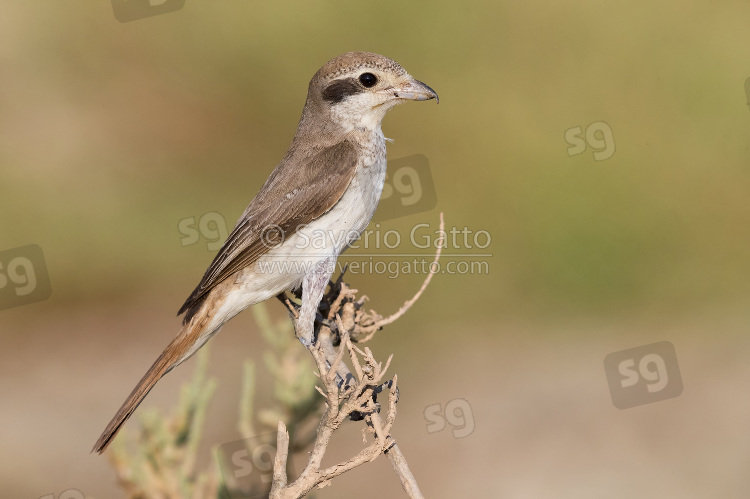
[388, 78, 439, 104]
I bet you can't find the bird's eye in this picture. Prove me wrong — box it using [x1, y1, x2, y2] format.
[359, 72, 378, 88]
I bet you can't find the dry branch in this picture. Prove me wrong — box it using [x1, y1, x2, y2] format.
[107, 213, 445, 499]
[270, 213, 445, 498]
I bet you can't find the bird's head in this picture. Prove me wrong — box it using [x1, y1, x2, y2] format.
[303, 51, 438, 133]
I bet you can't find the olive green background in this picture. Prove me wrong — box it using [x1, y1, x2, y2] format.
[2, 1, 750, 497]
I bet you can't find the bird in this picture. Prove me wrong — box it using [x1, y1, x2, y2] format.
[92, 51, 438, 454]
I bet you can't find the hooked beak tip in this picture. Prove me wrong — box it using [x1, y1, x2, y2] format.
[393, 78, 439, 104]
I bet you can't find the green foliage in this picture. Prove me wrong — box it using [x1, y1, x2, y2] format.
[107, 303, 323, 498]
[108, 347, 219, 498]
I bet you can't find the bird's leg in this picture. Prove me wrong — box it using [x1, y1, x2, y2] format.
[296, 256, 335, 348]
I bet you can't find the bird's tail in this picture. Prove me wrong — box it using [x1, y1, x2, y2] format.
[91, 322, 209, 454]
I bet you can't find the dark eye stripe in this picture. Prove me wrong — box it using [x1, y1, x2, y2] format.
[322, 78, 364, 104]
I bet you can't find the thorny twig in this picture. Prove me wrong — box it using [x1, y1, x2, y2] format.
[270, 213, 445, 498]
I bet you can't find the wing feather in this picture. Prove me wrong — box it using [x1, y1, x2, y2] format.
[177, 140, 359, 319]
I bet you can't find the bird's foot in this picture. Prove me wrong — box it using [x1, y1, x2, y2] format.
[349, 379, 399, 421]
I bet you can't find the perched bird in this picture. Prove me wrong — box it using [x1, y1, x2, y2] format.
[92, 51, 437, 453]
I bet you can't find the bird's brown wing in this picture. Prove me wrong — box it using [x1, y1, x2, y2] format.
[177, 140, 359, 320]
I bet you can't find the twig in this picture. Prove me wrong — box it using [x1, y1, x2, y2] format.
[356, 212, 445, 341]
[271, 422, 290, 490]
[386, 441, 424, 498]
[271, 314, 419, 498]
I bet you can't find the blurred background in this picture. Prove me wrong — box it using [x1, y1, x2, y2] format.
[2, 1, 750, 497]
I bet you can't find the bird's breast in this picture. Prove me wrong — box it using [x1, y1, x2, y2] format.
[207, 132, 387, 325]
[354, 129, 388, 219]
[298, 130, 387, 256]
